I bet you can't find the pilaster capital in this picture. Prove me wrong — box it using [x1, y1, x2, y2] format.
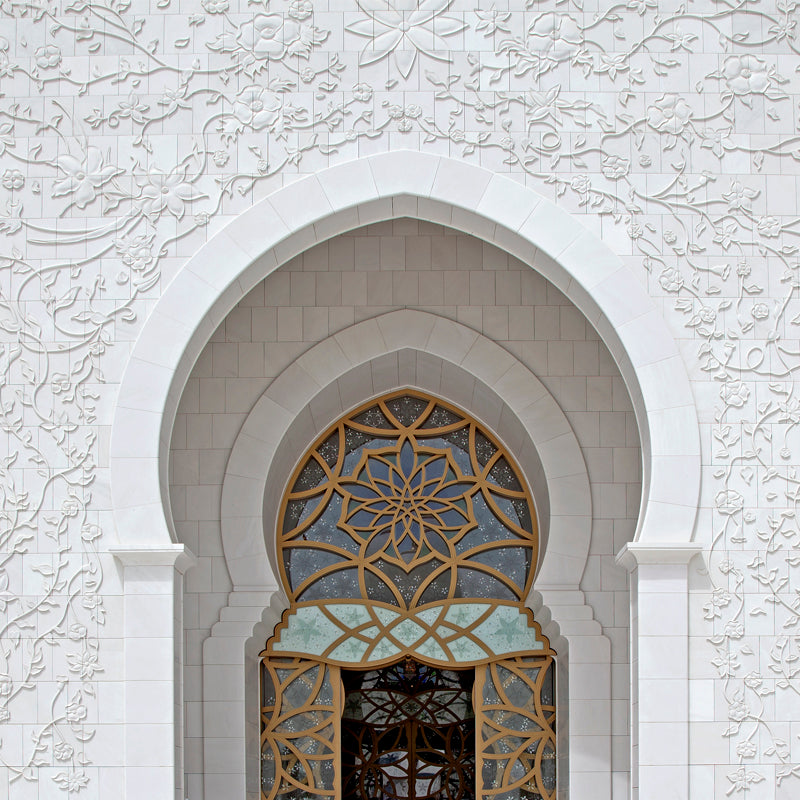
[615, 541, 703, 572]
[108, 544, 197, 574]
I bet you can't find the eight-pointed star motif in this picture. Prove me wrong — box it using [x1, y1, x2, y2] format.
[346, 0, 466, 79]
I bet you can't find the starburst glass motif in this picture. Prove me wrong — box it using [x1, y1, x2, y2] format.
[339, 441, 478, 571]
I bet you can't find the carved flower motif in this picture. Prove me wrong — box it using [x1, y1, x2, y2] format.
[526, 14, 583, 62]
[715, 490, 744, 515]
[779, 399, 800, 424]
[628, 0, 657, 14]
[53, 742, 75, 761]
[135, 165, 204, 220]
[65, 700, 87, 724]
[387, 103, 422, 131]
[237, 14, 294, 60]
[720, 382, 750, 408]
[117, 95, 150, 125]
[570, 174, 590, 193]
[526, 85, 570, 125]
[52, 147, 120, 210]
[353, 83, 373, 102]
[212, 150, 230, 168]
[756, 216, 781, 238]
[711, 588, 732, 608]
[69, 623, 87, 641]
[34, 44, 61, 69]
[67, 650, 102, 679]
[53, 771, 89, 792]
[237, 13, 327, 63]
[723, 55, 771, 95]
[699, 307, 716, 324]
[233, 86, 283, 131]
[115, 234, 155, 272]
[724, 620, 744, 639]
[743, 672, 763, 689]
[61, 497, 80, 517]
[729, 699, 749, 722]
[288, 0, 313, 20]
[736, 741, 757, 758]
[347, 0, 467, 79]
[339, 440, 478, 570]
[700, 126, 735, 159]
[2, 169, 23, 190]
[201, 0, 228, 11]
[601, 155, 630, 180]
[646, 93, 692, 135]
[659, 267, 683, 293]
[723, 180, 758, 212]
[475, 6, 511, 36]
[0, 674, 12, 696]
[751, 303, 769, 320]
[54, 742, 74, 761]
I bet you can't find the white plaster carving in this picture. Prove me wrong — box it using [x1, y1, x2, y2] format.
[0, 0, 796, 796]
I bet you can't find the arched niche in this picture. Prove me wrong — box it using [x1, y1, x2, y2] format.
[110, 151, 700, 555]
[211, 315, 601, 800]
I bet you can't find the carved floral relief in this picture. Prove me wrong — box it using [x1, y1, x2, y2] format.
[0, 0, 799, 795]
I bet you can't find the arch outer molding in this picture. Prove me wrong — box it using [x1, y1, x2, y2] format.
[110, 150, 700, 552]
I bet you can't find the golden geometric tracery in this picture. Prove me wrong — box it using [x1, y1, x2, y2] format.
[261, 390, 556, 800]
[278, 391, 539, 609]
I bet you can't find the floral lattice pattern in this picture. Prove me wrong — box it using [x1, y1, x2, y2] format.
[279, 391, 538, 608]
[339, 441, 478, 571]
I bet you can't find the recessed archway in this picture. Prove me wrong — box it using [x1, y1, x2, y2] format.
[213, 314, 598, 799]
[220, 310, 592, 595]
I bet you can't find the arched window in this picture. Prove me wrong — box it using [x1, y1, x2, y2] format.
[261, 391, 556, 800]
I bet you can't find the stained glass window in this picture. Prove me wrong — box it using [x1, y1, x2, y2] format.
[261, 391, 556, 800]
[280, 392, 536, 608]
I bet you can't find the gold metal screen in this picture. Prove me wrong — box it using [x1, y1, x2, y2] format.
[476, 657, 557, 800]
[260, 658, 341, 800]
[278, 391, 539, 609]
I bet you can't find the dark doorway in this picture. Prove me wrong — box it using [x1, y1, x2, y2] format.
[341, 659, 475, 800]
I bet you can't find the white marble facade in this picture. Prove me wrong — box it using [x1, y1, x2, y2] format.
[0, 1, 796, 799]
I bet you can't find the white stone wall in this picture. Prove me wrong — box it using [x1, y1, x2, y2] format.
[168, 223, 641, 796]
[0, 0, 799, 797]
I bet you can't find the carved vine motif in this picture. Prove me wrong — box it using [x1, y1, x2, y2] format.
[0, 0, 799, 793]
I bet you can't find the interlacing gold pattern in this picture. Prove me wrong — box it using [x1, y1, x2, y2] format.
[260, 659, 341, 800]
[476, 658, 557, 800]
[262, 391, 556, 800]
[278, 391, 538, 608]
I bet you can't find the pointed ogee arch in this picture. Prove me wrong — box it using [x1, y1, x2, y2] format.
[111, 151, 699, 554]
